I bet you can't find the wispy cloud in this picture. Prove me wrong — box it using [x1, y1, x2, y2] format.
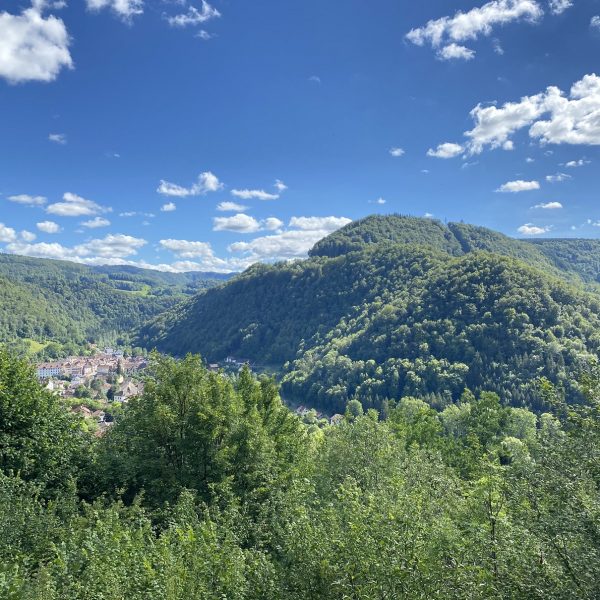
[157, 171, 223, 197]
[231, 189, 279, 201]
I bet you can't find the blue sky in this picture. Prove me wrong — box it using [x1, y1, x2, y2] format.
[1, 0, 600, 272]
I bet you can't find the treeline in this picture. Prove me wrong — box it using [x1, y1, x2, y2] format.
[1, 348, 599, 598]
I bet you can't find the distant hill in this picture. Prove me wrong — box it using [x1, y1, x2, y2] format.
[138, 215, 600, 413]
[0, 253, 229, 357]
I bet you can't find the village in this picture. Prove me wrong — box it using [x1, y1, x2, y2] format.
[35, 347, 148, 435]
[37, 351, 344, 432]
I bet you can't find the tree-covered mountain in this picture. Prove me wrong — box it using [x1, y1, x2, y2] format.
[138, 216, 600, 413]
[0, 253, 229, 356]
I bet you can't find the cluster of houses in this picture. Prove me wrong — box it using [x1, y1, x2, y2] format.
[36, 347, 146, 405]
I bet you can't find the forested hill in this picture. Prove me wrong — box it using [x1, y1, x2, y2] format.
[138, 216, 600, 414]
[310, 214, 600, 286]
[0, 253, 229, 356]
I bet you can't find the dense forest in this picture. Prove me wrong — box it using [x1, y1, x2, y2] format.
[139, 216, 600, 413]
[0, 254, 228, 357]
[1, 348, 599, 598]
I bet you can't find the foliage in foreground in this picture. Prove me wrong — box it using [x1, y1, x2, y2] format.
[0, 348, 599, 599]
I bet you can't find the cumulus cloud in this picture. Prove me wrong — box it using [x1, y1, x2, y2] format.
[48, 132, 66, 144]
[157, 171, 223, 197]
[159, 239, 214, 259]
[228, 216, 352, 262]
[406, 0, 543, 60]
[274, 179, 288, 192]
[427, 142, 464, 158]
[160, 202, 176, 212]
[440, 74, 600, 155]
[0, 223, 17, 242]
[231, 189, 279, 201]
[0, 2, 72, 84]
[86, 0, 143, 21]
[545, 172, 570, 182]
[166, 0, 220, 27]
[81, 216, 111, 228]
[47, 192, 111, 217]
[36, 220, 61, 233]
[592, 16, 600, 31]
[369, 198, 386, 205]
[496, 179, 540, 192]
[389, 147, 405, 157]
[216, 201, 248, 212]
[78, 233, 146, 257]
[20, 230, 37, 242]
[518, 223, 550, 235]
[533, 201, 562, 209]
[213, 213, 262, 233]
[437, 43, 475, 61]
[5, 233, 147, 263]
[7, 194, 47, 206]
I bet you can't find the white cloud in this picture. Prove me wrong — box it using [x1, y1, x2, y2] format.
[308, 75, 321, 84]
[77, 233, 146, 257]
[545, 172, 570, 182]
[231, 189, 279, 201]
[160, 202, 176, 212]
[213, 213, 262, 233]
[81, 216, 111, 228]
[263, 217, 284, 231]
[213, 214, 283, 233]
[427, 142, 464, 158]
[217, 201, 248, 212]
[274, 179, 288, 192]
[548, 0, 572, 15]
[20, 230, 36, 242]
[7, 194, 47, 206]
[288, 216, 352, 231]
[159, 239, 215, 259]
[437, 43, 475, 61]
[533, 201, 562, 209]
[518, 223, 550, 235]
[166, 1, 220, 27]
[0, 223, 17, 242]
[564, 159, 590, 168]
[5, 233, 147, 263]
[157, 171, 223, 197]
[0, 2, 72, 84]
[492, 38, 504, 54]
[46, 192, 111, 216]
[36, 220, 61, 233]
[369, 197, 386, 205]
[525, 157, 535, 163]
[86, 0, 143, 21]
[592, 16, 600, 31]
[228, 216, 351, 262]
[496, 179, 540, 192]
[448, 74, 600, 155]
[48, 132, 66, 144]
[389, 147, 405, 157]
[406, 0, 543, 59]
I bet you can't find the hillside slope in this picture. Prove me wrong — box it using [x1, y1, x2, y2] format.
[0, 253, 228, 355]
[138, 216, 600, 412]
